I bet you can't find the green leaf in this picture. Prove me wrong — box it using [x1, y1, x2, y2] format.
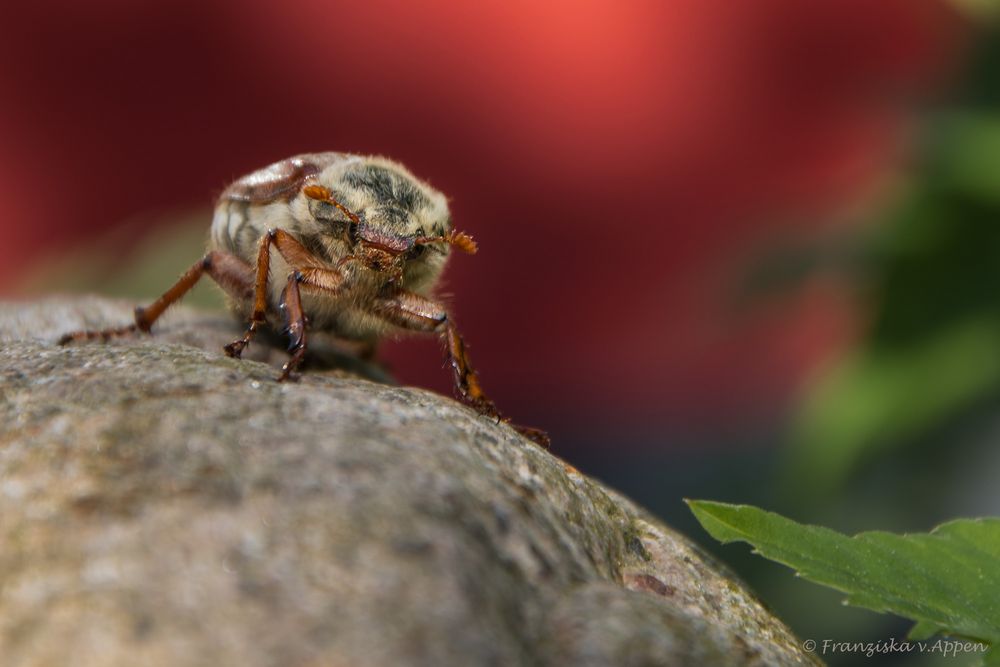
[687, 500, 1000, 650]
[908, 620, 945, 641]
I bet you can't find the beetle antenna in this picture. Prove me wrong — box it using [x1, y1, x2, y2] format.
[302, 184, 361, 225]
[415, 230, 478, 254]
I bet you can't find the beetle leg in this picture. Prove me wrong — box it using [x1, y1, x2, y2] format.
[277, 272, 307, 382]
[372, 289, 550, 447]
[224, 228, 340, 359]
[441, 326, 554, 448]
[371, 291, 487, 407]
[223, 233, 272, 358]
[356, 340, 378, 361]
[58, 251, 254, 345]
[272, 264, 348, 379]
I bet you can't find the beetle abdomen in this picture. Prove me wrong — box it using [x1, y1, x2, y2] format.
[210, 199, 259, 261]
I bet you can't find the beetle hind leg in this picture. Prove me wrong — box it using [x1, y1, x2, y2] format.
[58, 251, 254, 346]
[57, 320, 142, 345]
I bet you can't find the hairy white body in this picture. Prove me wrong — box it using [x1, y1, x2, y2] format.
[209, 152, 453, 341]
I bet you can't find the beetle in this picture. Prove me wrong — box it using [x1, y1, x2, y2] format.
[59, 152, 548, 446]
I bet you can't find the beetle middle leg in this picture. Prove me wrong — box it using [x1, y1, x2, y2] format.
[224, 228, 343, 360]
[277, 272, 307, 381]
[58, 251, 254, 345]
[226, 229, 345, 381]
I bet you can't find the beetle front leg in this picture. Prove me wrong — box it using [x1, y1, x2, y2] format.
[443, 323, 501, 419]
[277, 272, 307, 382]
[373, 290, 550, 446]
[372, 291, 496, 415]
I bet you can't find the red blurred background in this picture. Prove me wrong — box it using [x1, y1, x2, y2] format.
[0, 0, 963, 452]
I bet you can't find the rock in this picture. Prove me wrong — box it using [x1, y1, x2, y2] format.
[0, 296, 818, 666]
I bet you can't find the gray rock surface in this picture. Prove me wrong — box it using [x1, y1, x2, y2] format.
[0, 296, 819, 666]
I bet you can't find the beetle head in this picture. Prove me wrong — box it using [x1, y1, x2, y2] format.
[303, 183, 476, 277]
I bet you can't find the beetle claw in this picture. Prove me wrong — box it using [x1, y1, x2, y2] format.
[224, 340, 247, 359]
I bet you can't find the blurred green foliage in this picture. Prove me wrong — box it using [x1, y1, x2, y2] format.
[786, 31, 1000, 496]
[19, 212, 224, 310]
[951, 0, 1000, 22]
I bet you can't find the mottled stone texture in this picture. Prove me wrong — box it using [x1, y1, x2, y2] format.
[0, 297, 818, 666]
